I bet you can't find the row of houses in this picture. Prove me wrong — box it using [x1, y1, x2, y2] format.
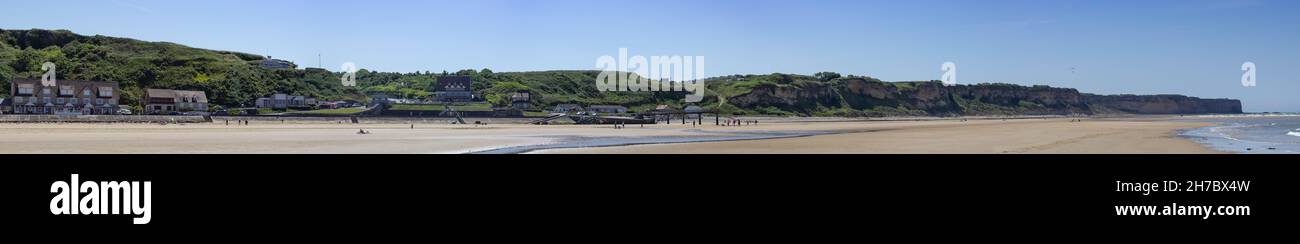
[3, 79, 211, 115]
[253, 93, 368, 110]
[4, 79, 120, 115]
[255, 94, 317, 109]
[144, 89, 208, 114]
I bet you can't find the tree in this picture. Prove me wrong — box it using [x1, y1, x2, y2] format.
[486, 93, 507, 107]
[814, 72, 841, 81]
[12, 47, 40, 73]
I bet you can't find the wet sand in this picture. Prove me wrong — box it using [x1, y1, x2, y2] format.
[535, 118, 1221, 154]
[0, 117, 1219, 154]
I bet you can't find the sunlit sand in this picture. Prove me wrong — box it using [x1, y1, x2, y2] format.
[0, 116, 1218, 154]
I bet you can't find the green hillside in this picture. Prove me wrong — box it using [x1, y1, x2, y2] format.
[0, 29, 694, 112]
[0, 29, 364, 110]
[0, 29, 1240, 116]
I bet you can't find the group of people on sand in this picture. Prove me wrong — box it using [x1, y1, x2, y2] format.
[721, 119, 757, 127]
[224, 119, 250, 126]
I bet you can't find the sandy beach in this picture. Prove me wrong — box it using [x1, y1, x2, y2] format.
[536, 118, 1220, 154]
[0, 117, 1220, 154]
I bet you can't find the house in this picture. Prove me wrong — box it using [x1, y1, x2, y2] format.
[273, 94, 289, 108]
[288, 96, 306, 108]
[256, 94, 289, 109]
[433, 76, 474, 102]
[553, 104, 583, 114]
[588, 105, 628, 114]
[255, 97, 272, 108]
[253, 93, 316, 109]
[7, 78, 119, 115]
[144, 89, 208, 114]
[259, 56, 295, 69]
[272, 94, 289, 109]
[259, 95, 317, 109]
[510, 91, 532, 110]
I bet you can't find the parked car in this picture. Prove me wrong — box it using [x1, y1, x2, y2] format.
[117, 108, 133, 115]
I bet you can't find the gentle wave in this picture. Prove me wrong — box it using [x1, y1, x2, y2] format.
[1179, 118, 1300, 154]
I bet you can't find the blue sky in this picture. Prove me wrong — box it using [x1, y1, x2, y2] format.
[3, 0, 1298, 111]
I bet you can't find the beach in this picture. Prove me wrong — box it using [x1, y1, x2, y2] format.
[0, 117, 1220, 154]
[536, 118, 1219, 154]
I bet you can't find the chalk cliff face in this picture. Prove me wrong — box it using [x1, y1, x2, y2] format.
[1083, 94, 1243, 114]
[722, 78, 1241, 116]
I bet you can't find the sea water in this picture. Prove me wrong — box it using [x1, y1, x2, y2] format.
[1180, 115, 1300, 154]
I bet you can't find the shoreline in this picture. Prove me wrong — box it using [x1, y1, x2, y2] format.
[1175, 117, 1300, 154]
